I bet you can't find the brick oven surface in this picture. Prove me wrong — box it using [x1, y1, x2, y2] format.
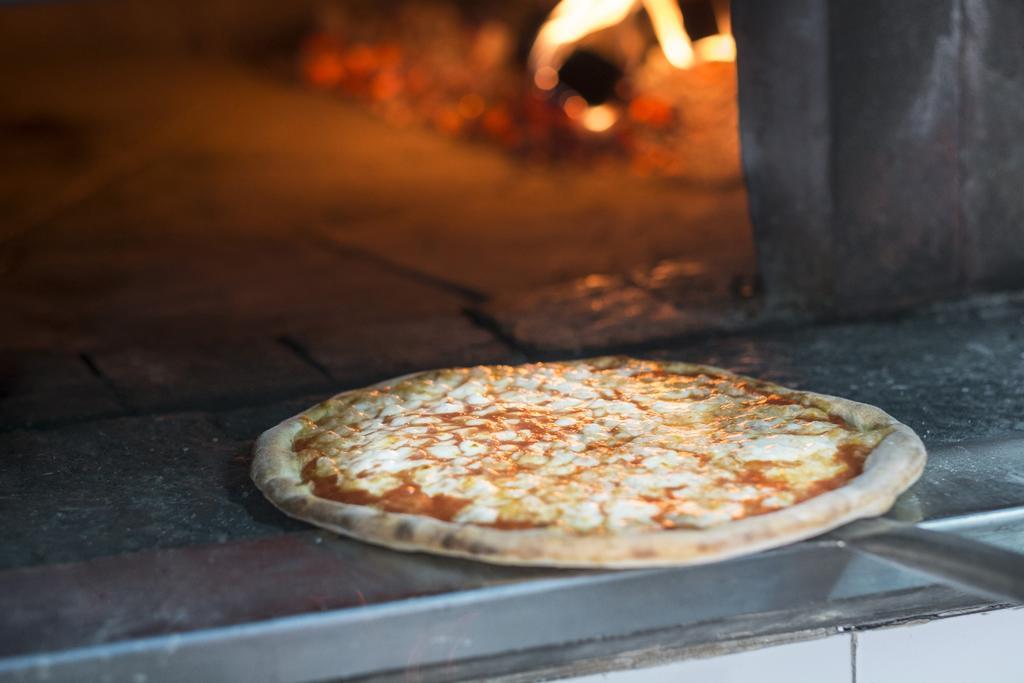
[2, 50, 1024, 682]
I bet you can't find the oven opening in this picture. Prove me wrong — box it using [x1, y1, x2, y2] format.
[3, 0, 1023, 356]
[291, 0, 754, 353]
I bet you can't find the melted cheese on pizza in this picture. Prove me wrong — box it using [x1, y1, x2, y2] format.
[294, 358, 888, 534]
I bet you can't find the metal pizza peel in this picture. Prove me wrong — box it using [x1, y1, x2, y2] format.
[829, 516, 1024, 604]
[824, 436, 1024, 604]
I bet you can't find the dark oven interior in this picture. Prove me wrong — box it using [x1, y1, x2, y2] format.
[3, 0, 1023, 361]
[1, 0, 759, 361]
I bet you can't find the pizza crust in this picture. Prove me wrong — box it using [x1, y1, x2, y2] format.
[251, 360, 926, 568]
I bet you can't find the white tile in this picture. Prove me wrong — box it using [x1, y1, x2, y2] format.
[857, 607, 1024, 683]
[561, 634, 851, 683]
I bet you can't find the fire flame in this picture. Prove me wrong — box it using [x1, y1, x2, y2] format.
[530, 0, 641, 76]
[530, 0, 735, 132]
[642, 0, 695, 69]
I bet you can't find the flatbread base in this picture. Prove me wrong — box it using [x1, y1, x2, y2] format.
[252, 360, 926, 568]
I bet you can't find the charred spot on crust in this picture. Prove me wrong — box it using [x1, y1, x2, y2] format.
[442, 534, 496, 555]
[394, 521, 414, 541]
[467, 541, 498, 556]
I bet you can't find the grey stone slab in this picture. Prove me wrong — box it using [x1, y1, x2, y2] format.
[292, 315, 520, 388]
[212, 393, 334, 442]
[90, 340, 329, 413]
[0, 414, 304, 571]
[650, 294, 1024, 446]
[482, 274, 754, 354]
[0, 352, 123, 429]
[829, 0, 962, 311]
[629, 258, 753, 305]
[962, 0, 1024, 291]
[734, 0, 833, 312]
[736, 0, 1024, 314]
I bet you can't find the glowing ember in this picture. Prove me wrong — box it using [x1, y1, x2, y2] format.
[534, 65, 559, 91]
[531, 0, 733, 75]
[693, 33, 736, 63]
[297, 1, 741, 181]
[529, 0, 639, 75]
[580, 103, 619, 132]
[641, 0, 695, 68]
[529, 0, 734, 134]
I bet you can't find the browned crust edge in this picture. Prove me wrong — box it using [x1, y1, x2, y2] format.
[251, 358, 926, 568]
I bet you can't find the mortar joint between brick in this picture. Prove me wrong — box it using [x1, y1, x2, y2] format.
[276, 336, 336, 384]
[78, 352, 137, 415]
[321, 237, 487, 304]
[460, 307, 532, 362]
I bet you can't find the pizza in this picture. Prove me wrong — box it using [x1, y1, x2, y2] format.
[252, 357, 925, 567]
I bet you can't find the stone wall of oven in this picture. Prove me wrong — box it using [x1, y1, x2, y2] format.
[734, 0, 1024, 315]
